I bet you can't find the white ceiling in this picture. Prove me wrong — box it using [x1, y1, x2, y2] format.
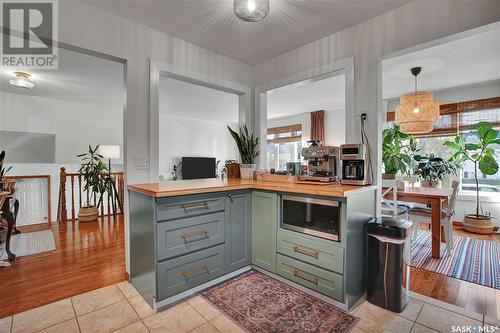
[267, 73, 345, 119]
[159, 75, 239, 123]
[382, 26, 500, 100]
[82, 0, 412, 65]
[0, 47, 124, 108]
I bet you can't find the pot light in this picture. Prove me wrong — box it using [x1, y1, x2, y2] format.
[9, 71, 35, 89]
[234, 0, 269, 22]
[395, 67, 440, 134]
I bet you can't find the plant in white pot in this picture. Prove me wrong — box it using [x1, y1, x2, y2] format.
[445, 122, 499, 234]
[413, 154, 459, 188]
[77, 145, 107, 222]
[227, 125, 260, 179]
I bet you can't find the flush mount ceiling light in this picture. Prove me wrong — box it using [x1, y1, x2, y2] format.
[395, 67, 439, 134]
[234, 0, 269, 22]
[9, 71, 35, 89]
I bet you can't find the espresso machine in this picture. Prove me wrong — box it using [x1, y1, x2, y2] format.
[340, 143, 370, 185]
[299, 141, 340, 183]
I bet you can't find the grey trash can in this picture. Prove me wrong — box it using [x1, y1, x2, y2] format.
[366, 216, 413, 313]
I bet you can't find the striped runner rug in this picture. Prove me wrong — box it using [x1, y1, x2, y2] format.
[411, 230, 500, 289]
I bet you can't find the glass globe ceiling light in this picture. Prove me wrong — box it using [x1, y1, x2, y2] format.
[395, 66, 439, 134]
[234, 0, 269, 22]
[9, 71, 35, 89]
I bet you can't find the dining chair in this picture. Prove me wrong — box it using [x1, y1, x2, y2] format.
[381, 179, 410, 219]
[409, 180, 459, 256]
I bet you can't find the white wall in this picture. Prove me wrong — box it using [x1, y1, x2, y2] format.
[254, 1, 500, 185]
[48, 1, 253, 272]
[0, 91, 123, 164]
[159, 115, 238, 179]
[267, 109, 345, 147]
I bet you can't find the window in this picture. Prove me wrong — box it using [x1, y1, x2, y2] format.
[387, 97, 500, 193]
[266, 124, 303, 171]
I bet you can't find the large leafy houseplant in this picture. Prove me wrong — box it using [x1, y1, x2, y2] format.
[227, 125, 260, 178]
[413, 154, 459, 187]
[444, 122, 499, 232]
[77, 145, 107, 221]
[382, 125, 418, 178]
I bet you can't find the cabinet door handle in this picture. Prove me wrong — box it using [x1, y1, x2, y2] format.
[293, 245, 319, 258]
[182, 264, 209, 278]
[181, 230, 208, 240]
[181, 202, 209, 209]
[293, 269, 320, 285]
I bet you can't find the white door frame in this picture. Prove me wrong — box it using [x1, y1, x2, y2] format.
[253, 56, 355, 169]
[149, 59, 253, 182]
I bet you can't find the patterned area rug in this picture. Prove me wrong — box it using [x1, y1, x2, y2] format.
[411, 230, 500, 289]
[201, 270, 358, 333]
[0, 230, 55, 260]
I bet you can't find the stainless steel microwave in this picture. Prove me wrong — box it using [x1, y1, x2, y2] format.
[281, 195, 341, 241]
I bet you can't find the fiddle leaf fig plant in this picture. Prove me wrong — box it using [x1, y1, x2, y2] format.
[77, 145, 108, 207]
[382, 124, 418, 176]
[444, 121, 500, 217]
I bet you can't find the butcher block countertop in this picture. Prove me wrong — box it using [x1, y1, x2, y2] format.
[128, 178, 376, 198]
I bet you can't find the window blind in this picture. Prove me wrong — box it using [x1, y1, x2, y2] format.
[267, 124, 302, 144]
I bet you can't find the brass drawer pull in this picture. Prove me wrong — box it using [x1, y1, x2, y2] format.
[293, 269, 320, 285]
[292, 245, 319, 258]
[182, 230, 209, 240]
[181, 202, 209, 209]
[182, 264, 209, 278]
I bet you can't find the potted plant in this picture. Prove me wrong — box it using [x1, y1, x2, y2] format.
[223, 160, 240, 179]
[77, 145, 108, 222]
[227, 125, 260, 179]
[0, 151, 12, 190]
[382, 125, 417, 179]
[413, 154, 459, 187]
[445, 121, 499, 234]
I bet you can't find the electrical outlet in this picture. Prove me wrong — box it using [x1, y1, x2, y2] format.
[136, 156, 149, 170]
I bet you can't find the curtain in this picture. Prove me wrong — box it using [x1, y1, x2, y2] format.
[310, 110, 325, 144]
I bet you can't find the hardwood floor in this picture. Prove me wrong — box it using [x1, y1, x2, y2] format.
[410, 225, 500, 319]
[0, 215, 126, 318]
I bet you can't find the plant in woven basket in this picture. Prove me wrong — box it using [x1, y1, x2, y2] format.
[77, 145, 107, 209]
[444, 122, 499, 234]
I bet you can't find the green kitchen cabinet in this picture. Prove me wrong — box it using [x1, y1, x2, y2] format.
[251, 191, 277, 273]
[226, 190, 252, 272]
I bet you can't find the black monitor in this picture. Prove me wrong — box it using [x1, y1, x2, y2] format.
[181, 157, 216, 180]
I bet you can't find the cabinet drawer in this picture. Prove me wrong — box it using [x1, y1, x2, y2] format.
[157, 193, 225, 221]
[276, 254, 343, 302]
[157, 212, 225, 261]
[157, 245, 225, 300]
[277, 229, 344, 274]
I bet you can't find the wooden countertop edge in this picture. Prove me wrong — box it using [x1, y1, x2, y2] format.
[127, 182, 377, 198]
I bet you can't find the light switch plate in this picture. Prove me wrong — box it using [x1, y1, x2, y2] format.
[136, 156, 149, 170]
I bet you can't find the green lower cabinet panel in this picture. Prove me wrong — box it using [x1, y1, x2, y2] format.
[156, 244, 226, 300]
[277, 229, 344, 274]
[276, 254, 343, 302]
[251, 191, 277, 273]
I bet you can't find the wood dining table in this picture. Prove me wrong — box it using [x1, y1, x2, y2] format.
[384, 186, 452, 259]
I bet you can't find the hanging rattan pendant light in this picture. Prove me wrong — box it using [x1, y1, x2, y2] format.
[395, 67, 440, 134]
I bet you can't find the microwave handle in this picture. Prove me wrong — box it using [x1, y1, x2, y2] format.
[281, 195, 340, 207]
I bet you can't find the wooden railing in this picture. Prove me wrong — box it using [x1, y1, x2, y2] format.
[57, 167, 124, 222]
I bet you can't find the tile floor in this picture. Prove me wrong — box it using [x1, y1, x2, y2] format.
[0, 281, 497, 333]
